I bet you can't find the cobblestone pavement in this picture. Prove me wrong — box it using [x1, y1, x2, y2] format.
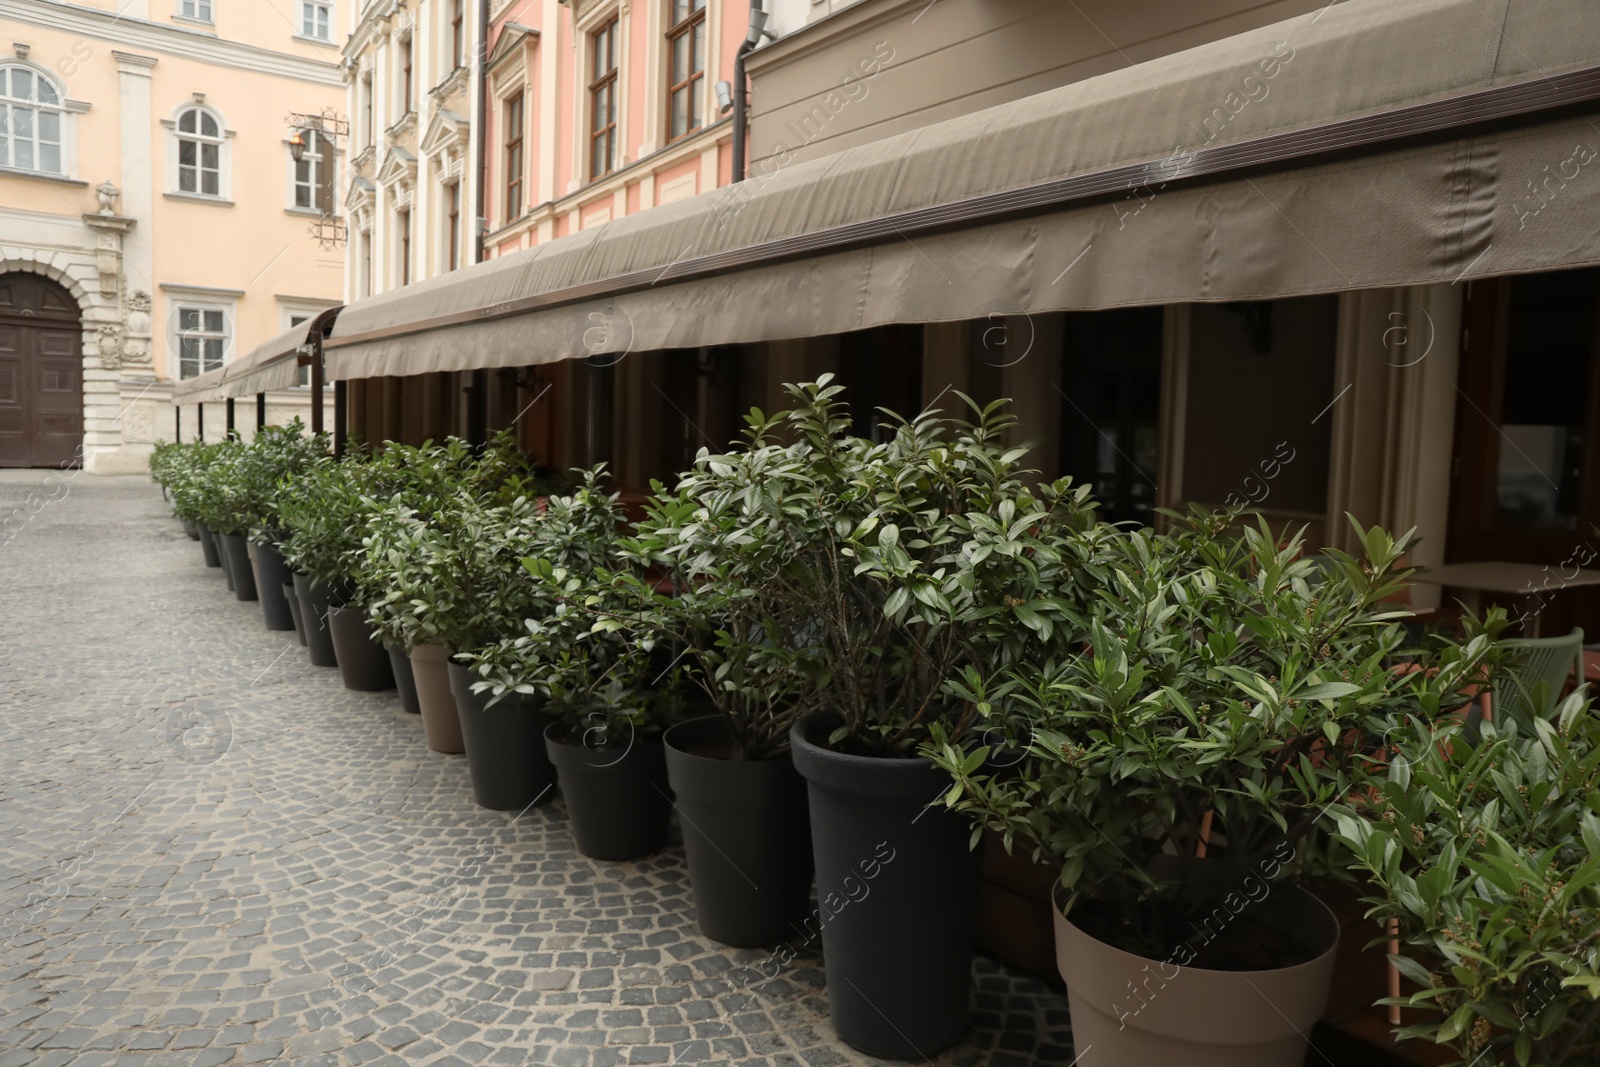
[0, 471, 1072, 1067]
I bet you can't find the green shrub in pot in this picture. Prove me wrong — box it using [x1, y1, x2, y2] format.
[153, 441, 219, 536]
[467, 473, 684, 857]
[187, 438, 247, 537]
[933, 512, 1502, 1067]
[234, 419, 329, 539]
[629, 376, 1105, 1054]
[358, 433, 546, 653]
[1331, 692, 1600, 1067]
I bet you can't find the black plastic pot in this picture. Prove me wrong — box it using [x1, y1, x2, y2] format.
[219, 534, 257, 601]
[181, 518, 200, 541]
[387, 643, 420, 713]
[198, 525, 221, 568]
[664, 716, 813, 947]
[327, 606, 395, 691]
[218, 535, 237, 591]
[249, 540, 295, 631]
[544, 723, 672, 861]
[449, 661, 557, 811]
[284, 581, 307, 646]
[789, 714, 981, 1059]
[292, 573, 338, 668]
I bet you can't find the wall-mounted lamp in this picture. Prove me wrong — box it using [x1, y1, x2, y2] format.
[746, 8, 769, 45]
[288, 127, 309, 163]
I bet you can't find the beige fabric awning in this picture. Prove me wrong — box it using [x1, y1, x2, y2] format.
[217, 321, 311, 397]
[171, 365, 227, 406]
[171, 311, 339, 404]
[325, 0, 1600, 381]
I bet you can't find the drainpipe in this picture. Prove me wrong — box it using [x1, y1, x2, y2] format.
[730, 2, 768, 183]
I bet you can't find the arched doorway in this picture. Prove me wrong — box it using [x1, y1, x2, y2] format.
[0, 273, 83, 468]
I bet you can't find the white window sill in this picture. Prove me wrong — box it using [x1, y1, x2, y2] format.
[293, 33, 337, 47]
[285, 206, 333, 218]
[171, 13, 217, 31]
[0, 166, 85, 186]
[165, 191, 234, 206]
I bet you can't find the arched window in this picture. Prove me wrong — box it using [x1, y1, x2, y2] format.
[175, 106, 224, 196]
[0, 65, 66, 174]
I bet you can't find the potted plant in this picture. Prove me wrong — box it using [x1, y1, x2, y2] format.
[150, 441, 202, 541]
[189, 439, 249, 594]
[469, 474, 683, 854]
[618, 451, 826, 947]
[434, 482, 560, 810]
[1332, 691, 1600, 1067]
[360, 435, 544, 752]
[934, 513, 1495, 1067]
[654, 378, 1103, 1055]
[233, 420, 328, 632]
[279, 452, 368, 670]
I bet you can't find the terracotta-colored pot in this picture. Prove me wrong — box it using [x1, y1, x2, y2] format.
[1054, 888, 1339, 1067]
[408, 644, 464, 754]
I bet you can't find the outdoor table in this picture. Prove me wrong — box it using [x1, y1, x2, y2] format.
[1412, 560, 1600, 637]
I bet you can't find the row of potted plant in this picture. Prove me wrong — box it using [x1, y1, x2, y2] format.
[150, 378, 1600, 1067]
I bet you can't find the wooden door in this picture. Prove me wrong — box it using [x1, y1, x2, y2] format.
[0, 273, 83, 468]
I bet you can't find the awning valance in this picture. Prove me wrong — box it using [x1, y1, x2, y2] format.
[325, 0, 1600, 381]
[171, 365, 227, 405]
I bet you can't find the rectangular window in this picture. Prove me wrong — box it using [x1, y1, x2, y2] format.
[398, 208, 412, 286]
[452, 0, 466, 69]
[589, 18, 618, 179]
[300, 1, 331, 40]
[362, 74, 374, 147]
[504, 91, 524, 221]
[447, 183, 461, 271]
[179, 0, 212, 21]
[401, 37, 414, 114]
[362, 230, 373, 297]
[292, 130, 331, 212]
[667, 0, 706, 142]
[176, 305, 228, 378]
[290, 313, 312, 387]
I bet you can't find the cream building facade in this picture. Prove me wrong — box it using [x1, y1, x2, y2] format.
[0, 0, 349, 472]
[343, 0, 482, 303]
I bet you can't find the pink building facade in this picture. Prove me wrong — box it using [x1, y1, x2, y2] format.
[482, 0, 751, 256]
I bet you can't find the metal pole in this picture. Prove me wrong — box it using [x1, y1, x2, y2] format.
[310, 340, 325, 435]
[334, 380, 348, 458]
[175, 405, 181, 443]
[198, 403, 204, 443]
[226, 397, 236, 437]
[257, 392, 266, 430]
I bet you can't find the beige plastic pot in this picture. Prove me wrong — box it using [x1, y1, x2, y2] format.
[408, 644, 464, 754]
[1054, 888, 1338, 1067]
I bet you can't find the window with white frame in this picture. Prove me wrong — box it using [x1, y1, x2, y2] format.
[291, 129, 334, 213]
[450, 0, 466, 69]
[175, 106, 224, 197]
[0, 65, 66, 174]
[301, 1, 331, 41]
[179, 0, 213, 22]
[445, 181, 461, 272]
[666, 0, 706, 142]
[589, 17, 619, 179]
[174, 304, 230, 378]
